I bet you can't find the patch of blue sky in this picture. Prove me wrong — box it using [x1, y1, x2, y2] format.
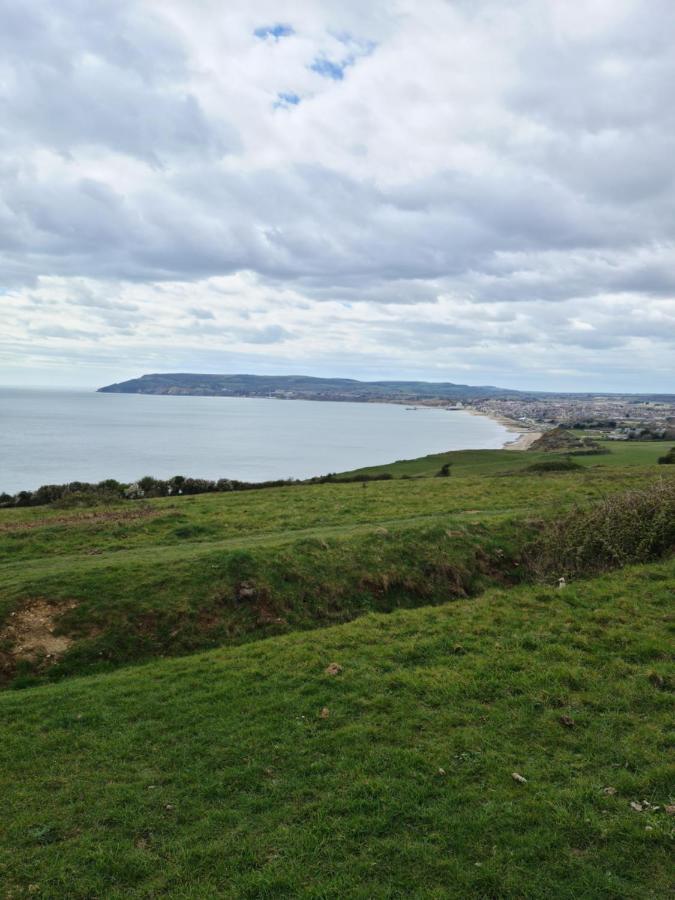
[310, 36, 376, 81]
[310, 57, 347, 80]
[274, 92, 301, 109]
[332, 30, 377, 55]
[254, 23, 294, 41]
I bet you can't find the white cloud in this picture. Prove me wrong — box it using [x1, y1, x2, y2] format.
[0, 0, 674, 390]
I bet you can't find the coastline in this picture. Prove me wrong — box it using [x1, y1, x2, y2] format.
[502, 431, 543, 451]
[4, 392, 516, 493]
[463, 407, 543, 450]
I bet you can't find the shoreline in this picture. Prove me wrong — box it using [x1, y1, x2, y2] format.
[502, 431, 543, 450]
[464, 407, 543, 451]
[1, 396, 535, 494]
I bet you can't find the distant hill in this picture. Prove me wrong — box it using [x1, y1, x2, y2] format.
[98, 373, 531, 402]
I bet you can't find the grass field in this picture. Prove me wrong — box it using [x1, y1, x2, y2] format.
[0, 440, 673, 897]
[1, 557, 672, 898]
[340, 440, 675, 478]
[1, 442, 672, 687]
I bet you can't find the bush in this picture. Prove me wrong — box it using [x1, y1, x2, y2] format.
[568, 447, 611, 457]
[52, 490, 120, 509]
[658, 446, 675, 465]
[310, 473, 393, 484]
[525, 458, 582, 473]
[527, 479, 675, 579]
[435, 463, 452, 477]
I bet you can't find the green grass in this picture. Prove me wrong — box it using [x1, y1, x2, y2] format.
[1, 443, 672, 686]
[1, 522, 532, 686]
[1, 442, 672, 896]
[338, 440, 674, 478]
[1, 558, 672, 899]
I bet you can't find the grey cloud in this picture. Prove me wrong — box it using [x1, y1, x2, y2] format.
[74, 297, 140, 313]
[180, 320, 293, 344]
[508, 6, 675, 135]
[30, 323, 98, 339]
[0, 0, 185, 77]
[236, 324, 293, 344]
[1, 0, 674, 390]
[0, 0, 235, 164]
[6, 72, 231, 164]
[5, 147, 672, 305]
[0, 156, 669, 322]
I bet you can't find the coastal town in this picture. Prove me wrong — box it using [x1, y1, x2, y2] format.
[464, 395, 675, 441]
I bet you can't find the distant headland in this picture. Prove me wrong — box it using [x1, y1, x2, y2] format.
[97, 372, 531, 403]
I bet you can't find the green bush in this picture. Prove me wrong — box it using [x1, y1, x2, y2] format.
[528, 479, 675, 579]
[568, 447, 611, 456]
[525, 457, 582, 473]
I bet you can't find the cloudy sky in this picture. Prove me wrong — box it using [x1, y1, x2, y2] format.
[1, 0, 674, 391]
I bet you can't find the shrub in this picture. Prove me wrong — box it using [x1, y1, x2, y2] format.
[525, 458, 582, 473]
[568, 447, 611, 457]
[310, 473, 393, 484]
[527, 479, 675, 579]
[52, 490, 120, 509]
[658, 446, 675, 465]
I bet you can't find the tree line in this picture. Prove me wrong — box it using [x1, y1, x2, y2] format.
[0, 471, 394, 508]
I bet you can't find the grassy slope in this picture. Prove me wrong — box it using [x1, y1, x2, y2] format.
[1, 443, 672, 685]
[1, 558, 672, 899]
[339, 440, 675, 478]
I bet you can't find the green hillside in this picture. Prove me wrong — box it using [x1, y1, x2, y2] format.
[2, 558, 673, 898]
[338, 440, 675, 478]
[1, 442, 672, 688]
[1, 440, 673, 897]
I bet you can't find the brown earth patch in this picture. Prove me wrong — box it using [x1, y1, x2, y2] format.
[0, 505, 160, 533]
[255, 598, 287, 627]
[0, 598, 77, 675]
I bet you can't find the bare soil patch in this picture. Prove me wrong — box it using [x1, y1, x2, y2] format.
[0, 598, 77, 674]
[0, 505, 160, 532]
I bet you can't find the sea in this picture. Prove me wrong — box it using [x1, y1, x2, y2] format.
[0, 388, 515, 494]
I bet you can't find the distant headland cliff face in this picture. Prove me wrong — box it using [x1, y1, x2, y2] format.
[97, 373, 530, 404]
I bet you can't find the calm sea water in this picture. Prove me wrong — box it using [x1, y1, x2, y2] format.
[0, 388, 514, 493]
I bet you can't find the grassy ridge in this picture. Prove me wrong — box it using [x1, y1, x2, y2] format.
[339, 440, 674, 478]
[2, 522, 531, 686]
[1, 558, 672, 898]
[1, 443, 672, 687]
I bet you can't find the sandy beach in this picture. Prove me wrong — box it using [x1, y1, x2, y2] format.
[502, 431, 543, 450]
[463, 407, 543, 450]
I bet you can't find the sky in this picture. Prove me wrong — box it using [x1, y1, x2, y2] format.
[1, 0, 674, 392]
